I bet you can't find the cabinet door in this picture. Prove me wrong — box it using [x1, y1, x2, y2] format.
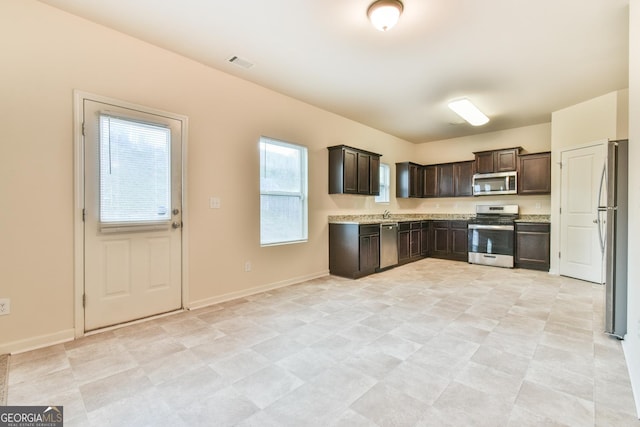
[515, 223, 550, 270]
[422, 166, 438, 198]
[496, 149, 518, 172]
[409, 164, 422, 197]
[420, 222, 429, 256]
[343, 149, 358, 193]
[454, 161, 474, 197]
[359, 234, 380, 273]
[396, 162, 422, 198]
[519, 152, 551, 194]
[410, 228, 421, 258]
[370, 155, 380, 196]
[450, 227, 469, 261]
[475, 152, 495, 174]
[357, 152, 371, 194]
[398, 230, 411, 262]
[438, 164, 454, 197]
[430, 221, 449, 258]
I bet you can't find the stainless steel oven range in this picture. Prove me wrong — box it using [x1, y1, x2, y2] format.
[468, 205, 519, 268]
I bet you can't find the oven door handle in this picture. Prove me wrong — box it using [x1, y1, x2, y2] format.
[468, 224, 514, 231]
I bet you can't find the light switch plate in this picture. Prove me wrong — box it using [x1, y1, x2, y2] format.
[209, 197, 221, 209]
[0, 298, 10, 315]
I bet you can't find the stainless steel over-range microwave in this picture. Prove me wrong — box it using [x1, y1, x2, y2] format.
[472, 171, 517, 196]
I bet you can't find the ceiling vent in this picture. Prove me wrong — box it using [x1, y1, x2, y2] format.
[228, 56, 254, 69]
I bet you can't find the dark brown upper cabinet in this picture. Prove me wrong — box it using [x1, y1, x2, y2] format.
[398, 160, 473, 199]
[474, 147, 521, 173]
[423, 161, 473, 198]
[422, 165, 438, 197]
[518, 152, 551, 194]
[396, 162, 422, 198]
[437, 163, 454, 197]
[328, 145, 382, 195]
[453, 161, 474, 197]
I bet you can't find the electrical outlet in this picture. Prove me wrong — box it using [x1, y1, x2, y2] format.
[209, 197, 221, 209]
[0, 298, 10, 315]
[244, 261, 252, 272]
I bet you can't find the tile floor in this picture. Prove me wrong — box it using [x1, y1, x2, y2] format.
[7, 258, 640, 426]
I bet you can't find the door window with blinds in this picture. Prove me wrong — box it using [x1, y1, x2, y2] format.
[260, 137, 308, 246]
[99, 114, 171, 229]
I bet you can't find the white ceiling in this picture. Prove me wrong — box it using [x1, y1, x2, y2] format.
[39, 0, 629, 143]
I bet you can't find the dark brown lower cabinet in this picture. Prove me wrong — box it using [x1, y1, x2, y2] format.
[399, 221, 422, 264]
[430, 221, 450, 258]
[430, 220, 468, 261]
[515, 222, 550, 271]
[420, 221, 430, 256]
[450, 221, 469, 261]
[398, 223, 410, 263]
[329, 223, 380, 278]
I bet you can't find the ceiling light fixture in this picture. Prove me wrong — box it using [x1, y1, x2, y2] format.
[367, 0, 403, 32]
[447, 98, 490, 126]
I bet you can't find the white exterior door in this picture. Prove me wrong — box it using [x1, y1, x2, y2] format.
[559, 142, 606, 283]
[83, 99, 183, 331]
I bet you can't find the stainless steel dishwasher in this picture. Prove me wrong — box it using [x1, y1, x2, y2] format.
[379, 223, 399, 269]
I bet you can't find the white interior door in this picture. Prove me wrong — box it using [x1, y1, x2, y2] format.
[83, 99, 183, 331]
[559, 142, 606, 283]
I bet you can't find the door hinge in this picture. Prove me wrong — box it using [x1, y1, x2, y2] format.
[82, 208, 86, 222]
[82, 294, 86, 308]
[81, 122, 85, 136]
[558, 252, 561, 259]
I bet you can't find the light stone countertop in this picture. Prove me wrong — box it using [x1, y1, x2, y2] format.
[515, 214, 551, 223]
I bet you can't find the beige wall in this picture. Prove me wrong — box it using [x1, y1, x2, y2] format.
[549, 90, 629, 275]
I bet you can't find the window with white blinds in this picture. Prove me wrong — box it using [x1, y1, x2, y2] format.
[375, 163, 390, 203]
[260, 137, 308, 246]
[99, 114, 171, 224]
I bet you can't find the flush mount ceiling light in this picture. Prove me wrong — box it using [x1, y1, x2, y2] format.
[367, 0, 403, 31]
[447, 98, 490, 126]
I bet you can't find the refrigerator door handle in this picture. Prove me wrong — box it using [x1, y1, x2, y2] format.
[597, 162, 607, 209]
[596, 162, 607, 254]
[597, 210, 606, 253]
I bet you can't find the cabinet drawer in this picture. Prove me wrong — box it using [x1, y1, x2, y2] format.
[410, 222, 421, 230]
[399, 222, 411, 231]
[359, 224, 380, 235]
[450, 220, 468, 229]
[516, 223, 549, 233]
[431, 220, 448, 229]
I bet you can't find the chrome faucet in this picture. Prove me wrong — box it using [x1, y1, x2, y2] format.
[382, 210, 391, 219]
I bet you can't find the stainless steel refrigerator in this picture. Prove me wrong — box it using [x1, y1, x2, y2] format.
[598, 139, 628, 339]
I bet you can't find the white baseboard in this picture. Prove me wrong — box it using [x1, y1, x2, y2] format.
[0, 271, 330, 355]
[189, 270, 329, 310]
[622, 339, 640, 418]
[0, 329, 75, 355]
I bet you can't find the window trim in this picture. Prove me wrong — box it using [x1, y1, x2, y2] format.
[375, 162, 391, 204]
[259, 137, 308, 246]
